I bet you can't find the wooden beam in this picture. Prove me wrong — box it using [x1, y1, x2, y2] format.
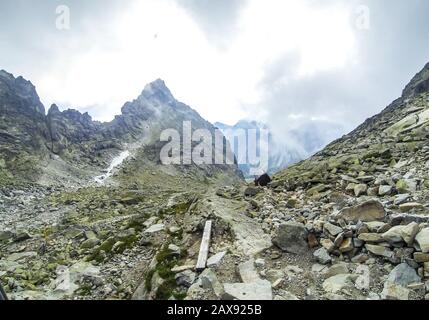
[195, 220, 212, 271]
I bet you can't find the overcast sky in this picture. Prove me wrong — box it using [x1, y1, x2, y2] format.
[1, 0, 429, 145]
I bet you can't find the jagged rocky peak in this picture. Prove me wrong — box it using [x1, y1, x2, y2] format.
[403, 62, 429, 99]
[0, 69, 45, 115]
[140, 78, 174, 102]
[48, 104, 95, 127]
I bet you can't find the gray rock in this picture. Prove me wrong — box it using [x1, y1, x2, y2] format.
[175, 270, 195, 288]
[81, 238, 100, 249]
[144, 224, 165, 233]
[416, 228, 429, 253]
[0, 230, 13, 242]
[386, 263, 421, 287]
[223, 281, 272, 300]
[334, 200, 386, 223]
[313, 248, 332, 265]
[324, 222, 343, 236]
[382, 222, 419, 245]
[272, 221, 308, 254]
[354, 184, 368, 197]
[365, 244, 394, 259]
[200, 269, 224, 298]
[238, 260, 261, 283]
[381, 283, 410, 300]
[399, 202, 423, 212]
[394, 194, 410, 205]
[379, 185, 393, 196]
[7, 251, 37, 262]
[206, 251, 226, 268]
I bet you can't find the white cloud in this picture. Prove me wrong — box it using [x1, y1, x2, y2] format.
[33, 0, 359, 124]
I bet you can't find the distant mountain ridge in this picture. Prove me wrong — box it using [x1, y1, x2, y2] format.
[214, 119, 341, 178]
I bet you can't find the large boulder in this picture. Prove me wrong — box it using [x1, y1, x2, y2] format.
[272, 222, 309, 254]
[386, 263, 421, 287]
[382, 222, 420, 245]
[416, 228, 429, 253]
[333, 200, 386, 223]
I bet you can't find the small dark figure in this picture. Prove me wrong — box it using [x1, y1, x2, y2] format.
[254, 173, 272, 187]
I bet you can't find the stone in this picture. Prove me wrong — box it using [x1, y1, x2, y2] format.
[379, 185, 393, 196]
[52, 262, 101, 298]
[7, 251, 37, 262]
[413, 252, 429, 263]
[13, 231, 31, 242]
[382, 222, 419, 245]
[364, 221, 387, 233]
[312, 264, 328, 273]
[415, 228, 429, 253]
[175, 270, 195, 288]
[365, 244, 394, 259]
[307, 233, 319, 248]
[322, 274, 355, 294]
[354, 184, 368, 197]
[206, 251, 227, 268]
[325, 263, 349, 278]
[324, 222, 343, 236]
[168, 244, 181, 256]
[223, 281, 272, 300]
[84, 230, 98, 240]
[320, 238, 335, 252]
[386, 263, 421, 287]
[272, 221, 308, 254]
[381, 283, 410, 300]
[200, 269, 224, 298]
[238, 260, 261, 283]
[394, 194, 410, 205]
[168, 226, 181, 234]
[339, 238, 354, 253]
[354, 265, 370, 290]
[254, 258, 265, 268]
[144, 224, 165, 233]
[171, 265, 194, 273]
[358, 233, 384, 243]
[351, 254, 369, 264]
[0, 231, 14, 242]
[244, 187, 261, 197]
[313, 248, 332, 265]
[334, 200, 386, 223]
[396, 179, 417, 194]
[81, 238, 100, 249]
[399, 202, 423, 212]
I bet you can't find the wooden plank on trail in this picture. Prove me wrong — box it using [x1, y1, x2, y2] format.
[196, 220, 212, 271]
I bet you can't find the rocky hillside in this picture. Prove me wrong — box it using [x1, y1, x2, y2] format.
[248, 62, 429, 300]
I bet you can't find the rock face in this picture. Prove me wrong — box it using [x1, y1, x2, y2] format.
[272, 222, 309, 254]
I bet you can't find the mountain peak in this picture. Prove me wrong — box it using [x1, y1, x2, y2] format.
[140, 78, 174, 102]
